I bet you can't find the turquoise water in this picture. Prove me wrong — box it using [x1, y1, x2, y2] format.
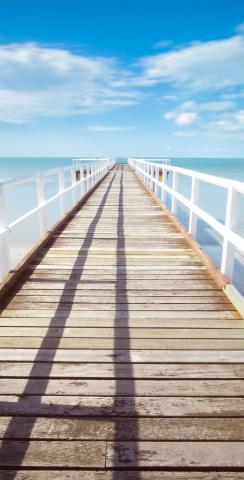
[0, 156, 244, 181]
[0, 157, 244, 293]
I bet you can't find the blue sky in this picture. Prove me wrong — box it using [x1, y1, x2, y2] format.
[0, 0, 244, 157]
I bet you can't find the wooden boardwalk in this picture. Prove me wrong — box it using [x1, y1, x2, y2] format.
[0, 164, 244, 479]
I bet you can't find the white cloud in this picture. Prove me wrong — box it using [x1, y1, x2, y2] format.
[0, 42, 138, 123]
[222, 90, 244, 100]
[175, 112, 198, 125]
[164, 111, 176, 120]
[212, 110, 244, 134]
[1, 29, 244, 131]
[179, 100, 235, 112]
[235, 110, 244, 124]
[85, 125, 136, 132]
[139, 34, 244, 90]
[164, 110, 198, 125]
[176, 110, 244, 138]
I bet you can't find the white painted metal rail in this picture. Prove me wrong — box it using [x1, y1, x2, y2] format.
[0, 158, 114, 281]
[72, 157, 115, 168]
[129, 157, 244, 283]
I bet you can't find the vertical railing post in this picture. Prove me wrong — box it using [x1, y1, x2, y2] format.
[80, 166, 85, 197]
[171, 171, 179, 215]
[146, 163, 149, 187]
[149, 165, 153, 191]
[87, 165, 91, 192]
[58, 169, 65, 217]
[37, 175, 47, 237]
[71, 168, 76, 206]
[0, 183, 11, 280]
[90, 164, 93, 187]
[189, 176, 200, 237]
[84, 165, 87, 194]
[161, 168, 165, 204]
[91, 164, 94, 188]
[93, 163, 97, 184]
[155, 166, 159, 197]
[221, 187, 240, 280]
[142, 162, 145, 183]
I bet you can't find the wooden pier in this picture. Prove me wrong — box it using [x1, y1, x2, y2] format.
[0, 164, 244, 478]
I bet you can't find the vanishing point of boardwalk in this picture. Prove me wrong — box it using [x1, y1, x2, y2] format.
[0, 165, 244, 478]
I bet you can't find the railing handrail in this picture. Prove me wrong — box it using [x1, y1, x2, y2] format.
[1, 166, 74, 188]
[129, 157, 244, 285]
[0, 158, 115, 282]
[131, 158, 244, 194]
[72, 157, 112, 167]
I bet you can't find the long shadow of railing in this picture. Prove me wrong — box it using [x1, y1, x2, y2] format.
[112, 167, 140, 477]
[0, 165, 141, 478]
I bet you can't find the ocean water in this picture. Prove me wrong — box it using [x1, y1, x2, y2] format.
[0, 156, 244, 293]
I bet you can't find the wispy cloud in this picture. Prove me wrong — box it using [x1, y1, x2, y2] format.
[179, 100, 236, 112]
[174, 110, 244, 139]
[85, 125, 136, 132]
[164, 110, 198, 125]
[0, 42, 139, 123]
[1, 27, 244, 138]
[138, 33, 244, 90]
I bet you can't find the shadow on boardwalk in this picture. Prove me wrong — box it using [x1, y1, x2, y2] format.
[0, 165, 141, 478]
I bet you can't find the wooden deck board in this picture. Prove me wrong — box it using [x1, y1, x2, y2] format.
[0, 164, 243, 477]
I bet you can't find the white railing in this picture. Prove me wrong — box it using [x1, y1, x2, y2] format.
[129, 157, 244, 283]
[72, 157, 115, 168]
[0, 158, 114, 282]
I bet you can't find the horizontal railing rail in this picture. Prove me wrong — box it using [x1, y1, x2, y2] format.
[72, 157, 171, 168]
[0, 157, 114, 282]
[129, 157, 244, 283]
[72, 157, 117, 168]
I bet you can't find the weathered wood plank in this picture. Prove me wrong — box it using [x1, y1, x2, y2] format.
[17, 281, 220, 290]
[0, 471, 243, 480]
[106, 441, 244, 467]
[1, 417, 244, 440]
[0, 337, 243, 349]
[1, 378, 244, 395]
[3, 294, 231, 304]
[1, 395, 244, 417]
[0, 440, 106, 467]
[0, 326, 243, 338]
[0, 348, 244, 364]
[0, 348, 243, 363]
[1, 362, 244, 379]
[14, 288, 223, 297]
[1, 309, 239, 318]
[2, 302, 235, 311]
[1, 318, 243, 328]
[0, 165, 242, 477]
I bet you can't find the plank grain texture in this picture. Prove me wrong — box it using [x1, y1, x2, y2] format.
[0, 164, 243, 477]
